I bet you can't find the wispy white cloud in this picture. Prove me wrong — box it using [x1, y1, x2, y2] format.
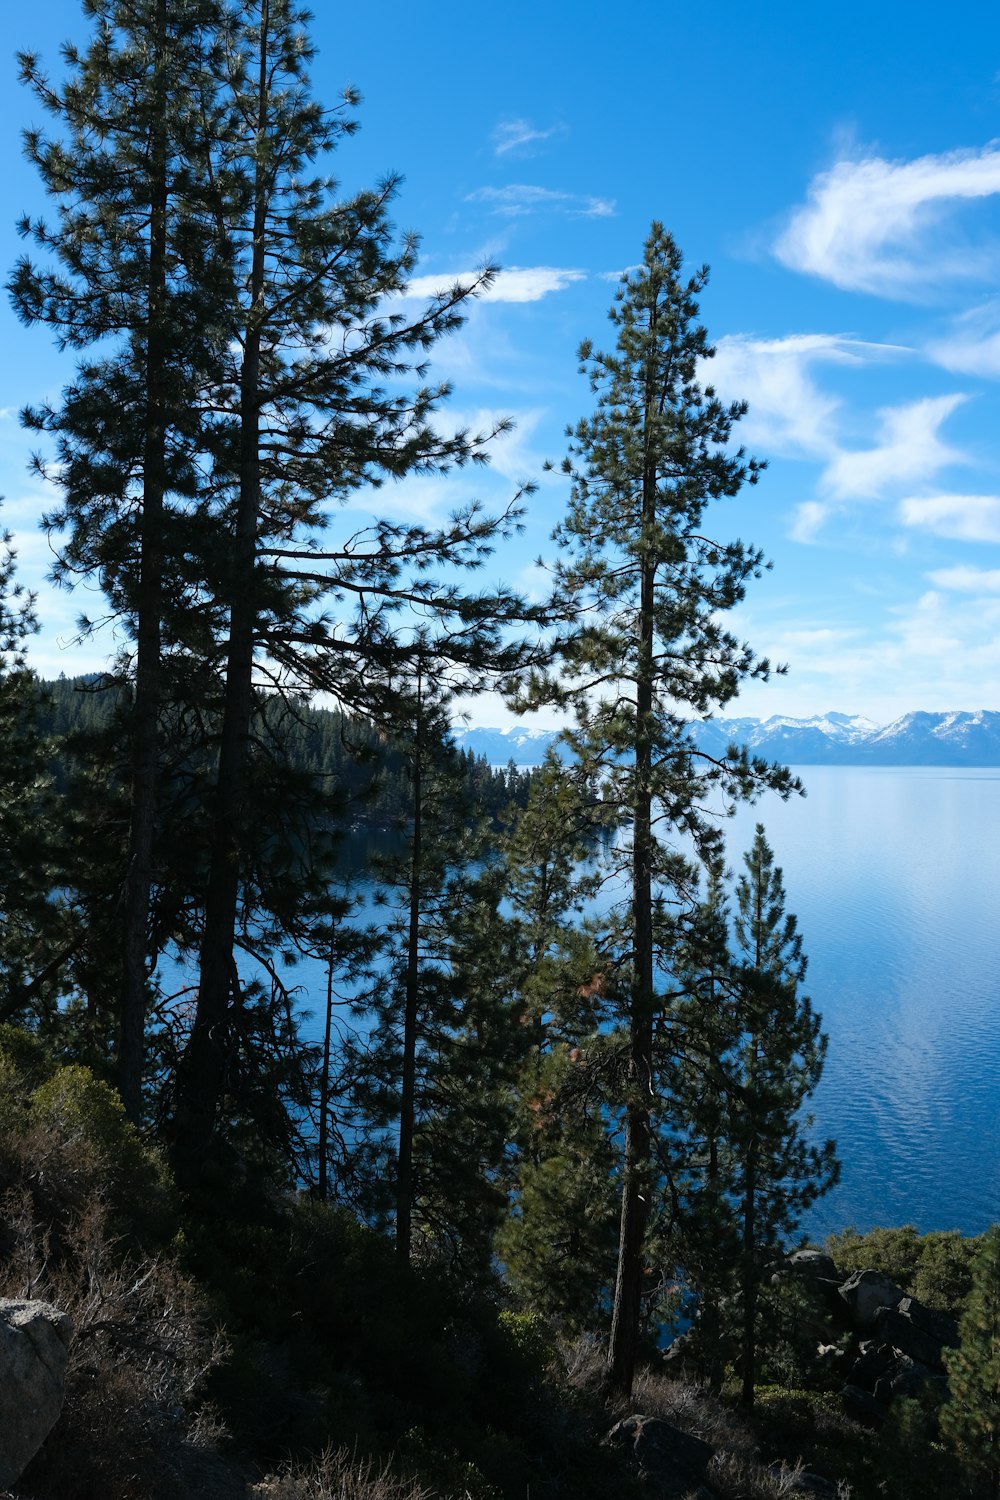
[734, 588, 1000, 720]
[708, 333, 907, 459]
[404, 265, 586, 304]
[466, 184, 616, 218]
[775, 144, 1000, 297]
[927, 299, 1000, 376]
[491, 118, 566, 157]
[822, 394, 966, 499]
[451, 405, 554, 485]
[927, 564, 1000, 591]
[789, 500, 832, 543]
[899, 492, 1000, 542]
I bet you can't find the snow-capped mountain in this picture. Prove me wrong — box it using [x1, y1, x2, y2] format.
[450, 725, 569, 766]
[453, 712, 1000, 766]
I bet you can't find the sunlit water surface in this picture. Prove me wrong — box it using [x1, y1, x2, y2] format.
[723, 766, 1000, 1238]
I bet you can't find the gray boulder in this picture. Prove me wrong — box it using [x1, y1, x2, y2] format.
[872, 1352, 943, 1404]
[873, 1295, 958, 1370]
[838, 1270, 905, 1330]
[845, 1338, 896, 1393]
[840, 1383, 887, 1425]
[604, 1414, 714, 1498]
[0, 1299, 75, 1486]
[788, 1249, 840, 1283]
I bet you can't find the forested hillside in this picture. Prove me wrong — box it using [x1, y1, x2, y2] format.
[38, 674, 532, 828]
[0, 4, 996, 1498]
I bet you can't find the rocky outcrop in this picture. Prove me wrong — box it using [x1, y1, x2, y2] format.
[0, 1299, 75, 1487]
[872, 1296, 957, 1368]
[837, 1270, 905, 1330]
[787, 1249, 839, 1283]
[604, 1413, 714, 1498]
[777, 1253, 959, 1423]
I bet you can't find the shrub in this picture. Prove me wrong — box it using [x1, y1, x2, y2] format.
[251, 1447, 431, 1500]
[496, 1308, 556, 1376]
[0, 1035, 223, 1498]
[941, 1225, 1000, 1493]
[827, 1224, 982, 1317]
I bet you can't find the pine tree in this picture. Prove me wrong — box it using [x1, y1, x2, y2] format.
[942, 1224, 1000, 1492]
[10, 0, 228, 1118]
[333, 702, 522, 1273]
[522, 223, 797, 1394]
[0, 524, 66, 1021]
[660, 876, 743, 1390]
[171, 0, 540, 1181]
[496, 757, 621, 1327]
[497, 1041, 621, 1331]
[724, 825, 838, 1408]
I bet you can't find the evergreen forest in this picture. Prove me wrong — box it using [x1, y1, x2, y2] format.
[0, 3, 997, 1497]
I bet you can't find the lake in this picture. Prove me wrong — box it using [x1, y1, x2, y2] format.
[722, 766, 1000, 1240]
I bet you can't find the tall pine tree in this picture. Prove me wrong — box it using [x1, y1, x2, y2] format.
[10, 0, 228, 1118]
[172, 0, 540, 1180]
[726, 825, 837, 1408]
[521, 223, 797, 1395]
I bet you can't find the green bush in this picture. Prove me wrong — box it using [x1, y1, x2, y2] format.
[752, 1387, 875, 1495]
[827, 1224, 982, 1317]
[0, 1024, 54, 1133]
[0, 1033, 223, 1499]
[496, 1308, 556, 1376]
[875, 1391, 958, 1500]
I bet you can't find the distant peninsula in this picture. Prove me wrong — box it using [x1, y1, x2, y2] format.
[453, 710, 1000, 767]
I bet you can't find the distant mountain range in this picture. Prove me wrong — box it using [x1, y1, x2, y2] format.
[453, 711, 1000, 767]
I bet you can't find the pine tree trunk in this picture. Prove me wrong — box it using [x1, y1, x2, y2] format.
[317, 938, 335, 1198]
[607, 429, 658, 1397]
[175, 1, 269, 1178]
[118, 0, 168, 1125]
[741, 1134, 758, 1409]
[396, 680, 423, 1263]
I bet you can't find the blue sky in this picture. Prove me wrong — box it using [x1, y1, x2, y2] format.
[4, 0, 1000, 726]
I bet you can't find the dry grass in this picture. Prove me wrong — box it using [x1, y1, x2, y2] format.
[1, 1186, 227, 1499]
[561, 1339, 854, 1500]
[251, 1448, 432, 1500]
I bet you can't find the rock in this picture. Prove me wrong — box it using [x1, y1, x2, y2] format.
[845, 1339, 896, 1393]
[838, 1270, 905, 1330]
[660, 1326, 697, 1373]
[795, 1477, 838, 1496]
[840, 1383, 887, 1426]
[872, 1296, 958, 1369]
[795, 1475, 839, 1496]
[873, 1352, 941, 1403]
[788, 1249, 840, 1283]
[0, 1299, 74, 1487]
[604, 1414, 714, 1498]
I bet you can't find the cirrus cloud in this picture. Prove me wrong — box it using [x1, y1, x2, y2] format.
[899, 493, 1000, 542]
[403, 265, 586, 304]
[707, 333, 909, 459]
[822, 394, 967, 500]
[775, 144, 1000, 298]
[491, 118, 567, 157]
[927, 299, 1000, 376]
[927, 565, 1000, 591]
[466, 183, 616, 218]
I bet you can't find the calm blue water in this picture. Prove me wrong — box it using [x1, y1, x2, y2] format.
[723, 766, 1000, 1240]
